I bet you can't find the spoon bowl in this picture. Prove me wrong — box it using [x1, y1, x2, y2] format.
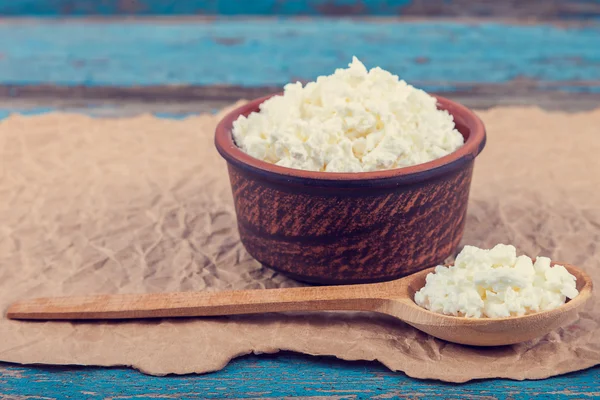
[6, 263, 593, 346]
[382, 264, 593, 346]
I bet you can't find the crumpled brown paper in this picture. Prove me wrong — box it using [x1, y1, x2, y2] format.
[0, 105, 598, 382]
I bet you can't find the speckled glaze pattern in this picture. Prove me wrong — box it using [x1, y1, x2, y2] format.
[216, 94, 486, 284]
[228, 163, 473, 283]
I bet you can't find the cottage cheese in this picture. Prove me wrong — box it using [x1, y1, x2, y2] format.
[232, 57, 464, 172]
[414, 244, 579, 318]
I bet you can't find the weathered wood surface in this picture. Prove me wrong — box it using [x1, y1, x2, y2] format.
[1, 0, 600, 19]
[3, 84, 600, 116]
[1, 354, 599, 399]
[1, 15, 599, 399]
[1, 18, 599, 114]
[1, 19, 598, 88]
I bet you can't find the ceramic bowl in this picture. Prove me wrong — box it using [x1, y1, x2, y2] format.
[215, 94, 486, 284]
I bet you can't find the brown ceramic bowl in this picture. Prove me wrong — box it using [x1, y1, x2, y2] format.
[215, 94, 486, 284]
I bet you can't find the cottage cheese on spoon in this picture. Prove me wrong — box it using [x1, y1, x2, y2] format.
[415, 244, 579, 318]
[232, 57, 464, 172]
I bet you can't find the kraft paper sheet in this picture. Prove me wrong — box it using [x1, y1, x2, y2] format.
[0, 105, 598, 382]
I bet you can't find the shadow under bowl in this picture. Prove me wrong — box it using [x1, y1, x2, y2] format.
[215, 94, 486, 284]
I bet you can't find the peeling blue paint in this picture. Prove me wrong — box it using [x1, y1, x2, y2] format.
[1, 355, 599, 398]
[153, 111, 205, 119]
[0, 107, 213, 119]
[0, 0, 408, 17]
[0, 19, 599, 92]
[1, 1, 600, 18]
[0, 108, 202, 119]
[0, 107, 55, 119]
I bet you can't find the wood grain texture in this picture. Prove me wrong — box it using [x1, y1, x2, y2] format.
[3, 88, 600, 117]
[2, 15, 599, 398]
[0, 19, 599, 91]
[6, 277, 399, 319]
[1, 356, 599, 399]
[1, 0, 600, 19]
[6, 263, 593, 347]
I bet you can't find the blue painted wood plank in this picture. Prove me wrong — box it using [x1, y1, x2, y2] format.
[0, 24, 600, 399]
[0, 19, 599, 92]
[1, 0, 600, 19]
[2, 0, 409, 16]
[1, 355, 599, 399]
[0, 106, 56, 119]
[0, 106, 201, 119]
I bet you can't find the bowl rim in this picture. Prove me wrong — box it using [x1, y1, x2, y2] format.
[215, 93, 486, 185]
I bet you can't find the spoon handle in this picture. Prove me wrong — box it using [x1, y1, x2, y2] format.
[6, 282, 393, 320]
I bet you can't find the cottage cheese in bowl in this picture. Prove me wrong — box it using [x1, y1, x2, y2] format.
[232, 57, 464, 173]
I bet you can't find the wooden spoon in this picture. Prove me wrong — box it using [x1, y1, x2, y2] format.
[6, 264, 593, 346]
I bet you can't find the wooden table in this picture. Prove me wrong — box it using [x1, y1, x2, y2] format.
[1, 2, 599, 398]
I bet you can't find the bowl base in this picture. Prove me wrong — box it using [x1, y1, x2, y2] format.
[262, 262, 428, 286]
